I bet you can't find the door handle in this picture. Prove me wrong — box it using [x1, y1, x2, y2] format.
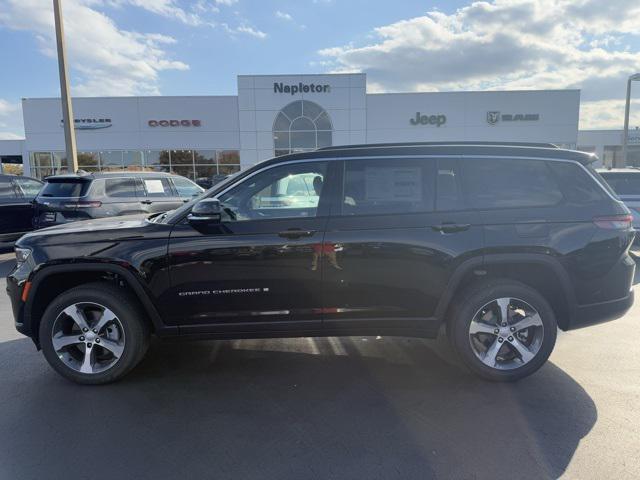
[432, 223, 471, 233]
[278, 229, 316, 239]
[141, 200, 152, 205]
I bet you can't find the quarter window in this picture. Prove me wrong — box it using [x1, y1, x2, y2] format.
[14, 178, 43, 197]
[463, 159, 563, 209]
[172, 177, 203, 198]
[341, 158, 435, 216]
[0, 178, 17, 200]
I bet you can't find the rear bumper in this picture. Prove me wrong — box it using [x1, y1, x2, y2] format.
[567, 289, 634, 330]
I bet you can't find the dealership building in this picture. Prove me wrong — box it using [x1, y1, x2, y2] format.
[0, 73, 638, 179]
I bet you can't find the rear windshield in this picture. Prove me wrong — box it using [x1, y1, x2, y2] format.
[599, 172, 640, 196]
[40, 179, 91, 198]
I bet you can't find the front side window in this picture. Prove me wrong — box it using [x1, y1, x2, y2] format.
[172, 176, 203, 198]
[217, 161, 328, 221]
[463, 158, 563, 209]
[142, 178, 174, 197]
[340, 158, 435, 216]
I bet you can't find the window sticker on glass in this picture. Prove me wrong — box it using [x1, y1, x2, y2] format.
[365, 167, 422, 202]
[144, 179, 165, 194]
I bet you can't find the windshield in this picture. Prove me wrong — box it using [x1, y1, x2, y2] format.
[161, 170, 244, 223]
[39, 179, 91, 198]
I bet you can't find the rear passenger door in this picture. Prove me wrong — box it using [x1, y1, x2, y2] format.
[322, 157, 483, 333]
[103, 177, 147, 216]
[140, 177, 183, 213]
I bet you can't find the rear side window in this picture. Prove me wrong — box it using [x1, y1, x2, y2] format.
[40, 180, 90, 198]
[142, 178, 174, 197]
[550, 163, 607, 204]
[0, 178, 17, 200]
[463, 158, 562, 209]
[341, 158, 435, 215]
[105, 178, 138, 198]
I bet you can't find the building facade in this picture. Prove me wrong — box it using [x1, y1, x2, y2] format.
[8, 73, 582, 180]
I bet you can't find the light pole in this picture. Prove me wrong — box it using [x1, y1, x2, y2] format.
[622, 73, 640, 167]
[53, 0, 78, 173]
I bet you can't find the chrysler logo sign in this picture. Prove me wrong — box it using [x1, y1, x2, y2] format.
[487, 111, 540, 125]
[410, 112, 447, 127]
[274, 82, 331, 95]
[60, 118, 112, 130]
[148, 119, 201, 127]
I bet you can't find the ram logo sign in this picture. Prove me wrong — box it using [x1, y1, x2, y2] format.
[487, 111, 540, 124]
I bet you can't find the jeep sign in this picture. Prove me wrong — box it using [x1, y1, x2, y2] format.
[410, 112, 447, 127]
[273, 82, 331, 95]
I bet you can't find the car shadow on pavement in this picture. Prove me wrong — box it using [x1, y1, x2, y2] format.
[0, 335, 596, 480]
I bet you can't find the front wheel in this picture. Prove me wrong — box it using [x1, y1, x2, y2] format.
[39, 283, 150, 384]
[448, 280, 557, 382]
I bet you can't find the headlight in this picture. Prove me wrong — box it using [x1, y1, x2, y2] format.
[15, 247, 32, 265]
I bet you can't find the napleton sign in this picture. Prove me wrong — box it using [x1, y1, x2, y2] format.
[273, 82, 331, 95]
[148, 120, 201, 127]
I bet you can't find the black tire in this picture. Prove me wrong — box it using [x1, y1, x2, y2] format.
[39, 282, 150, 385]
[447, 279, 557, 382]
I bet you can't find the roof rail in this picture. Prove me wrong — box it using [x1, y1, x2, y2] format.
[317, 141, 560, 151]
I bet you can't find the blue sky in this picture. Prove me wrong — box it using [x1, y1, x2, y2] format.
[0, 0, 639, 138]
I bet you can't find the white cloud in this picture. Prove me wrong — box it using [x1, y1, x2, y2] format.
[0, 0, 189, 96]
[223, 23, 267, 39]
[318, 0, 640, 129]
[275, 11, 293, 21]
[214, 0, 238, 5]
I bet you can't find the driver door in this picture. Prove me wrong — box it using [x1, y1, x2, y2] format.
[164, 160, 337, 334]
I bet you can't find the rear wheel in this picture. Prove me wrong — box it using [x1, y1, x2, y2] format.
[448, 280, 557, 382]
[39, 283, 150, 384]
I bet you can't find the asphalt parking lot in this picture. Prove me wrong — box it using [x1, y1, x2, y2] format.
[0, 252, 638, 480]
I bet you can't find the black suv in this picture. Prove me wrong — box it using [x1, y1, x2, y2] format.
[33, 171, 203, 228]
[7, 143, 635, 384]
[0, 174, 43, 249]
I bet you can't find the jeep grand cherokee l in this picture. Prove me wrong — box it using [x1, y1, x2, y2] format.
[6, 142, 635, 384]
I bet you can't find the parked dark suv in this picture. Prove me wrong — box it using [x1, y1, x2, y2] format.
[0, 174, 43, 248]
[7, 142, 635, 384]
[33, 171, 203, 228]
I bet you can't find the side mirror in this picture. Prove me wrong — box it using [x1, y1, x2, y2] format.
[188, 198, 222, 226]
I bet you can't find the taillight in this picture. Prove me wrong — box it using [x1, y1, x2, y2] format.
[62, 201, 102, 208]
[593, 214, 633, 230]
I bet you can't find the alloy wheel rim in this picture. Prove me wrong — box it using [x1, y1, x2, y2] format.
[51, 302, 125, 375]
[468, 297, 544, 370]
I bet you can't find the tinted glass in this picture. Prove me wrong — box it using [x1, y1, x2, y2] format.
[142, 178, 174, 197]
[172, 176, 203, 197]
[0, 178, 16, 199]
[105, 178, 138, 197]
[599, 172, 640, 196]
[463, 158, 562, 209]
[550, 163, 607, 203]
[437, 158, 464, 211]
[218, 161, 328, 221]
[15, 178, 43, 197]
[341, 158, 435, 215]
[40, 180, 91, 198]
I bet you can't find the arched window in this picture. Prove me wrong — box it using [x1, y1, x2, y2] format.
[273, 100, 333, 156]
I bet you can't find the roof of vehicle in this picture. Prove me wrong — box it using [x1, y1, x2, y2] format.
[264, 142, 597, 166]
[44, 171, 175, 181]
